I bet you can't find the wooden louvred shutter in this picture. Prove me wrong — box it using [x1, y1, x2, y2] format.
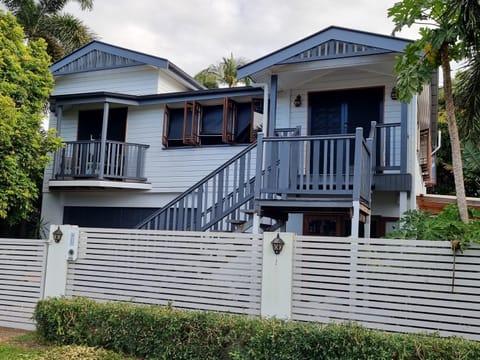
[419, 128, 433, 186]
[162, 104, 170, 147]
[222, 97, 237, 143]
[250, 98, 263, 142]
[183, 101, 201, 145]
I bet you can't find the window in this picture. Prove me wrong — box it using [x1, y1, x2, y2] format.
[162, 98, 262, 147]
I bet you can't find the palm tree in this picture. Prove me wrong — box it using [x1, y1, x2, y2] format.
[195, 53, 250, 88]
[1, 0, 96, 62]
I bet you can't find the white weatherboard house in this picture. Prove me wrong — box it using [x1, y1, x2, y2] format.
[41, 26, 438, 237]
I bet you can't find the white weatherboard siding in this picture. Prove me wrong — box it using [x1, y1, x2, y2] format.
[157, 71, 192, 93]
[54, 66, 170, 96]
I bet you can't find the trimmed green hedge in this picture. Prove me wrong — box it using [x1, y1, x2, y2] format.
[34, 297, 480, 360]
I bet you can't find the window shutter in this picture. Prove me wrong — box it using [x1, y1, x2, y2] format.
[419, 129, 433, 186]
[183, 102, 201, 145]
[222, 97, 237, 143]
[250, 98, 263, 142]
[162, 105, 170, 147]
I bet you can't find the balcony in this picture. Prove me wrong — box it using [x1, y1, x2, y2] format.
[50, 140, 150, 189]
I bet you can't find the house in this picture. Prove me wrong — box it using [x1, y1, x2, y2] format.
[41, 26, 438, 238]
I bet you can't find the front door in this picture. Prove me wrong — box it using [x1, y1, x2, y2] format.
[308, 87, 384, 136]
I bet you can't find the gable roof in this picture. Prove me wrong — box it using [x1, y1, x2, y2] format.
[50, 40, 204, 90]
[238, 26, 412, 79]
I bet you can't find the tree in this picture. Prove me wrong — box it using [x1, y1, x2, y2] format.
[1, 0, 95, 62]
[388, 0, 480, 223]
[0, 11, 61, 225]
[195, 53, 250, 88]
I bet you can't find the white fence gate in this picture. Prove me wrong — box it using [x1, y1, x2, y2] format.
[66, 228, 263, 315]
[292, 236, 480, 341]
[0, 238, 47, 330]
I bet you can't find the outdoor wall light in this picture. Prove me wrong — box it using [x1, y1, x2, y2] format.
[294, 94, 302, 107]
[390, 86, 398, 100]
[271, 233, 285, 255]
[53, 226, 63, 243]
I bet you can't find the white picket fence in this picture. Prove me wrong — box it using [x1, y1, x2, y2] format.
[0, 238, 47, 330]
[292, 236, 480, 341]
[66, 228, 263, 315]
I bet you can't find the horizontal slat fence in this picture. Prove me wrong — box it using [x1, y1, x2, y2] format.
[0, 239, 47, 330]
[66, 228, 263, 315]
[292, 236, 480, 341]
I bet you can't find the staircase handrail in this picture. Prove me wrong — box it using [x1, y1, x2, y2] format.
[135, 141, 257, 229]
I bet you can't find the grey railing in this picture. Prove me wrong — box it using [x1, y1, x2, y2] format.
[136, 142, 258, 231]
[255, 126, 374, 206]
[375, 122, 402, 172]
[54, 140, 149, 181]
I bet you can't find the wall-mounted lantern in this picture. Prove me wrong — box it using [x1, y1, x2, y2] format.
[293, 94, 302, 107]
[53, 226, 63, 243]
[271, 233, 285, 255]
[390, 87, 398, 100]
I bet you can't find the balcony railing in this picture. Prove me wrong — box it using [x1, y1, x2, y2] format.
[255, 127, 374, 207]
[53, 140, 149, 181]
[375, 122, 403, 172]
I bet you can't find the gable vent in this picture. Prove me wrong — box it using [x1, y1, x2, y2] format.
[282, 40, 389, 64]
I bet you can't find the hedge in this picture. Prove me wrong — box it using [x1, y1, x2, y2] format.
[34, 297, 480, 360]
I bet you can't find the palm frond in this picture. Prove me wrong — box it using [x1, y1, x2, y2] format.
[42, 13, 96, 59]
[462, 141, 480, 177]
[455, 54, 480, 141]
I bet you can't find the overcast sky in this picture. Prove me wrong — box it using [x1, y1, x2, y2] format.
[57, 0, 419, 76]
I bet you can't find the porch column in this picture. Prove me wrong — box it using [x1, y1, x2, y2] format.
[56, 105, 63, 136]
[52, 105, 63, 177]
[98, 102, 110, 179]
[268, 75, 278, 137]
[400, 102, 408, 173]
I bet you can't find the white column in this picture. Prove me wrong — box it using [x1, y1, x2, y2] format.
[43, 225, 80, 298]
[351, 201, 360, 238]
[399, 191, 408, 218]
[261, 232, 295, 319]
[364, 214, 371, 238]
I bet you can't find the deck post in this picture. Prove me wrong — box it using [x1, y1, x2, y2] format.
[98, 102, 110, 179]
[268, 75, 278, 137]
[351, 201, 360, 238]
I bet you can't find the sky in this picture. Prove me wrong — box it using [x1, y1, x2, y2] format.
[58, 0, 420, 77]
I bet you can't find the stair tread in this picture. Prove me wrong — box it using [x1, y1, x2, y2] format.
[226, 219, 248, 225]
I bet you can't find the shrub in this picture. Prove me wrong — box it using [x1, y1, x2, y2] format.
[34, 297, 480, 360]
[387, 204, 480, 250]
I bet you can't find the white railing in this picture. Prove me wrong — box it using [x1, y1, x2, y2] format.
[0, 238, 47, 330]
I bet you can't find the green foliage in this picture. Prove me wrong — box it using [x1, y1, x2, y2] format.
[0, 11, 61, 225]
[388, 204, 480, 250]
[35, 297, 480, 360]
[1, 0, 96, 62]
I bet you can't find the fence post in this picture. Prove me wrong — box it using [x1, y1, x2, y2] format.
[261, 232, 295, 319]
[43, 225, 79, 298]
